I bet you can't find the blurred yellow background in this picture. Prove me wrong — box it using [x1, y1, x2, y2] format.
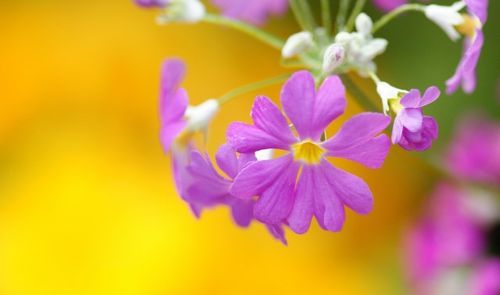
[0, 1, 453, 294]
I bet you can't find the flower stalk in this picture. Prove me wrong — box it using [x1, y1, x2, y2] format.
[372, 4, 425, 33]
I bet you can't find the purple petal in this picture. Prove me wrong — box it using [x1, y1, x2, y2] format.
[251, 96, 296, 145]
[400, 89, 421, 108]
[227, 122, 291, 153]
[312, 163, 346, 232]
[212, 0, 288, 26]
[266, 224, 288, 245]
[280, 71, 316, 139]
[230, 199, 254, 228]
[311, 75, 347, 140]
[287, 166, 315, 234]
[160, 120, 186, 153]
[321, 161, 374, 214]
[464, 0, 488, 24]
[391, 116, 404, 144]
[399, 116, 439, 151]
[254, 160, 299, 224]
[160, 59, 187, 122]
[135, 0, 170, 8]
[215, 144, 239, 179]
[230, 155, 294, 199]
[328, 135, 391, 169]
[323, 112, 391, 151]
[470, 259, 500, 295]
[161, 88, 189, 124]
[372, 0, 407, 12]
[419, 86, 441, 107]
[399, 108, 423, 133]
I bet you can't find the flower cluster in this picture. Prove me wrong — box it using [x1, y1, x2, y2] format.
[405, 117, 500, 295]
[136, 0, 490, 242]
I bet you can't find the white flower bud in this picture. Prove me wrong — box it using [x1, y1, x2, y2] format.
[281, 32, 314, 58]
[185, 99, 219, 131]
[255, 149, 274, 161]
[359, 38, 387, 62]
[322, 43, 345, 73]
[157, 0, 205, 24]
[355, 13, 373, 37]
[424, 2, 465, 41]
[376, 81, 407, 114]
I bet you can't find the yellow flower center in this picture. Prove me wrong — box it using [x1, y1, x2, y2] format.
[292, 140, 325, 165]
[175, 130, 194, 148]
[455, 14, 481, 38]
[388, 98, 404, 115]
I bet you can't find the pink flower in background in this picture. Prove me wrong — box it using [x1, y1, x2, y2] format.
[134, 0, 169, 8]
[446, 0, 488, 94]
[447, 118, 500, 184]
[184, 144, 287, 244]
[391, 86, 440, 151]
[227, 71, 390, 233]
[372, 0, 407, 12]
[470, 259, 500, 295]
[212, 0, 288, 26]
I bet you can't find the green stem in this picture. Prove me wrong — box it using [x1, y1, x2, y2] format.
[321, 0, 333, 37]
[289, 0, 317, 35]
[372, 4, 425, 33]
[336, 0, 351, 33]
[202, 14, 284, 50]
[340, 74, 380, 112]
[217, 73, 291, 105]
[345, 0, 367, 31]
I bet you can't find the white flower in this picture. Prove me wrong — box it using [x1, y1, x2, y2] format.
[255, 149, 274, 161]
[375, 81, 407, 114]
[424, 2, 466, 41]
[281, 32, 314, 58]
[332, 13, 387, 76]
[157, 0, 205, 24]
[322, 43, 345, 73]
[185, 99, 219, 131]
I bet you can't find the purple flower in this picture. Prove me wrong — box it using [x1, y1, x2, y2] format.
[391, 86, 440, 151]
[211, 0, 288, 26]
[446, 117, 500, 184]
[405, 184, 485, 291]
[184, 144, 287, 244]
[372, 0, 407, 12]
[134, 0, 169, 8]
[470, 259, 500, 295]
[227, 71, 391, 233]
[446, 0, 488, 94]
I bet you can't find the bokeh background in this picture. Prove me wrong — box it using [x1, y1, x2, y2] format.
[0, 0, 498, 294]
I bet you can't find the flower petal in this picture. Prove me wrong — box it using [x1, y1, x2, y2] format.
[161, 88, 189, 125]
[160, 120, 186, 153]
[323, 112, 391, 151]
[328, 134, 391, 169]
[400, 89, 421, 108]
[399, 108, 423, 133]
[392, 115, 404, 144]
[266, 224, 288, 245]
[230, 155, 293, 199]
[287, 166, 315, 234]
[311, 75, 347, 139]
[227, 122, 291, 153]
[251, 96, 296, 145]
[313, 163, 345, 232]
[280, 71, 316, 139]
[254, 160, 299, 224]
[321, 161, 374, 214]
[230, 199, 254, 227]
[419, 86, 441, 107]
[215, 144, 239, 179]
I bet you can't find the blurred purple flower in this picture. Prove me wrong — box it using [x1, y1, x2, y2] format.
[405, 184, 485, 292]
[446, 0, 488, 94]
[184, 144, 287, 244]
[372, 0, 407, 12]
[447, 118, 500, 184]
[211, 0, 288, 26]
[391, 86, 440, 151]
[470, 259, 500, 295]
[227, 71, 391, 233]
[134, 0, 169, 8]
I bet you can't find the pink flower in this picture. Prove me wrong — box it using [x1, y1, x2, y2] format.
[184, 144, 287, 244]
[227, 71, 391, 233]
[470, 259, 500, 295]
[211, 0, 288, 26]
[391, 87, 440, 151]
[134, 0, 169, 8]
[447, 117, 500, 184]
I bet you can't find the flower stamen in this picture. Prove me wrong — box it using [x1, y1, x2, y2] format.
[292, 140, 325, 165]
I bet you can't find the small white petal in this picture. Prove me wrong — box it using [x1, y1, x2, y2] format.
[185, 99, 219, 131]
[376, 81, 406, 113]
[425, 4, 464, 41]
[255, 149, 274, 161]
[359, 38, 387, 61]
[355, 13, 373, 36]
[281, 31, 314, 58]
[322, 43, 345, 73]
[157, 0, 205, 24]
